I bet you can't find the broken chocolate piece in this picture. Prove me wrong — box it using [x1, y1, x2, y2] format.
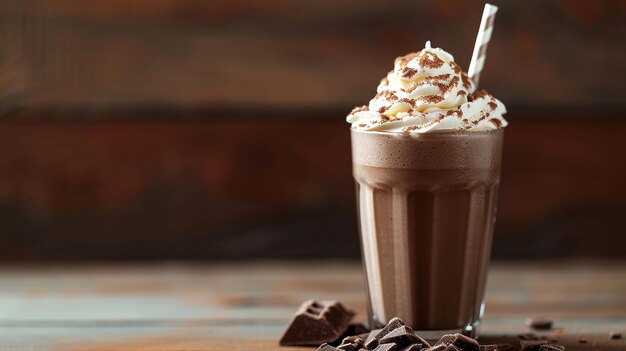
[379, 326, 420, 348]
[364, 317, 430, 351]
[332, 324, 370, 346]
[610, 331, 622, 339]
[538, 345, 564, 351]
[280, 300, 355, 346]
[435, 333, 480, 351]
[520, 339, 549, 351]
[318, 343, 342, 351]
[526, 317, 553, 330]
[364, 329, 382, 350]
[373, 318, 406, 341]
[479, 345, 498, 351]
[338, 335, 366, 351]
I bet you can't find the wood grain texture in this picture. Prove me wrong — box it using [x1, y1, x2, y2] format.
[0, 116, 625, 260]
[0, 0, 624, 115]
[0, 261, 625, 350]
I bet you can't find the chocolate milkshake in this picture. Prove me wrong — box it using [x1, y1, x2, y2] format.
[347, 41, 507, 337]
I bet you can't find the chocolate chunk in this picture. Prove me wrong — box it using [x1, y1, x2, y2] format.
[365, 338, 380, 350]
[318, 343, 342, 351]
[364, 317, 430, 351]
[479, 345, 498, 351]
[379, 326, 420, 348]
[538, 345, 565, 351]
[332, 324, 370, 346]
[520, 339, 549, 351]
[577, 338, 587, 344]
[435, 333, 480, 351]
[373, 318, 406, 340]
[338, 335, 366, 351]
[364, 329, 382, 350]
[526, 317, 553, 330]
[280, 300, 355, 346]
[341, 334, 366, 346]
[374, 343, 398, 351]
[610, 331, 622, 339]
[518, 333, 538, 340]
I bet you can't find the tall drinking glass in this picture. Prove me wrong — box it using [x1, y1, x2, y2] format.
[351, 129, 503, 338]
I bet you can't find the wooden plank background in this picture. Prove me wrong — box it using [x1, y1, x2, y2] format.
[0, 0, 625, 115]
[1, 114, 625, 261]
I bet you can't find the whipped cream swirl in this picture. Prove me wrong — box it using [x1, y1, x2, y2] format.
[347, 41, 507, 133]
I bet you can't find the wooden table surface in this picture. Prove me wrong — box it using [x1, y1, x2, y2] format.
[0, 260, 625, 351]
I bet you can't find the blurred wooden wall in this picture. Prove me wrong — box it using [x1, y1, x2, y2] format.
[1, 0, 625, 113]
[0, 1, 625, 260]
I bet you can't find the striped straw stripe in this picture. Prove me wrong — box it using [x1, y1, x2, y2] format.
[468, 4, 498, 89]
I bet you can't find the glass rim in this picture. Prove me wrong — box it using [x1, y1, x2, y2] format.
[349, 128, 504, 137]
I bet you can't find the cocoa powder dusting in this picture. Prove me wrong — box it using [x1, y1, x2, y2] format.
[396, 52, 420, 67]
[461, 73, 472, 90]
[449, 62, 461, 74]
[421, 95, 444, 104]
[469, 89, 489, 102]
[433, 76, 459, 94]
[399, 98, 417, 105]
[419, 52, 444, 69]
[374, 90, 398, 102]
[426, 74, 450, 81]
[350, 105, 369, 114]
[401, 67, 418, 78]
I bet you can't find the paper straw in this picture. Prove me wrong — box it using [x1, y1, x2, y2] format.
[468, 3, 498, 88]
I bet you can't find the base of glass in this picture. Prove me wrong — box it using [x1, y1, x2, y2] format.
[413, 320, 480, 341]
[369, 318, 481, 340]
